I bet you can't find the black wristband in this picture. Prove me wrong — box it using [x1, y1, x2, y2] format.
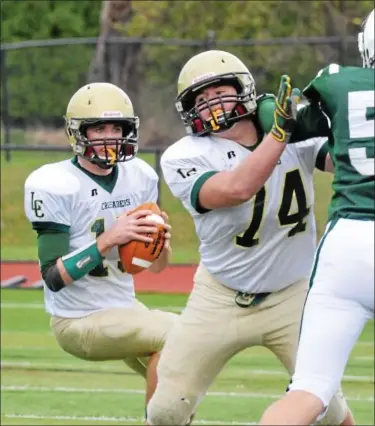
[42, 263, 66, 292]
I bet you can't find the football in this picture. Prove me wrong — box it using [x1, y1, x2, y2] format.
[118, 202, 166, 275]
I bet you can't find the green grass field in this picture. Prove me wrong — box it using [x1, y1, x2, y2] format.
[1, 151, 333, 263]
[1, 149, 373, 425]
[1, 289, 374, 425]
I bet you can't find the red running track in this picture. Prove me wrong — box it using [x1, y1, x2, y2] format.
[0, 261, 196, 294]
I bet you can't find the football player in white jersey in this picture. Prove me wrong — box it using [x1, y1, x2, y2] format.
[24, 82, 177, 412]
[146, 51, 354, 425]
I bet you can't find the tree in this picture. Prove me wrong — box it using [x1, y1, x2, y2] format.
[116, 0, 371, 92]
[1, 0, 373, 141]
[88, 0, 142, 110]
[1, 0, 101, 126]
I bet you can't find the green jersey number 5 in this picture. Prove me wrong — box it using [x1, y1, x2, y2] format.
[348, 91, 374, 176]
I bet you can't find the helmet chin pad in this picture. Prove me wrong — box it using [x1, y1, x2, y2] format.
[193, 103, 248, 135]
[70, 118, 139, 166]
[205, 108, 235, 132]
[75, 138, 138, 167]
[176, 73, 257, 137]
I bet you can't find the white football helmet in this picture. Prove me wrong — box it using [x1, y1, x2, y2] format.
[65, 83, 140, 168]
[358, 9, 374, 68]
[176, 50, 257, 136]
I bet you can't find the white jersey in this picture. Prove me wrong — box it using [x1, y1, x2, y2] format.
[24, 157, 158, 318]
[161, 135, 328, 294]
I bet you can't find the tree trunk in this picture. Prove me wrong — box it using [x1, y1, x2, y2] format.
[322, 0, 348, 63]
[87, 0, 141, 109]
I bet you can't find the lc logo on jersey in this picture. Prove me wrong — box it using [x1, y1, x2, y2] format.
[176, 168, 197, 179]
[31, 192, 44, 218]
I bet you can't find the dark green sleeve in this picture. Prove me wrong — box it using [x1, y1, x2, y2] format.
[190, 171, 218, 214]
[34, 227, 70, 274]
[256, 94, 276, 134]
[289, 67, 334, 143]
[256, 93, 330, 143]
[303, 65, 332, 102]
[315, 140, 329, 171]
[32, 221, 70, 233]
[289, 102, 330, 143]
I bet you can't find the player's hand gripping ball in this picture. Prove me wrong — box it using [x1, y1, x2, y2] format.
[119, 202, 166, 275]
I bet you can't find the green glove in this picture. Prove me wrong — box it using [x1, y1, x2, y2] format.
[271, 75, 301, 143]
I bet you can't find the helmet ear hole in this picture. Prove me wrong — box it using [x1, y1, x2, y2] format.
[79, 124, 89, 138]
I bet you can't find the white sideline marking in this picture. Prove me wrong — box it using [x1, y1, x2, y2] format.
[1, 302, 45, 309]
[4, 346, 375, 364]
[2, 360, 373, 383]
[2, 385, 374, 403]
[6, 414, 139, 423]
[4, 413, 255, 425]
[237, 369, 374, 383]
[0, 361, 136, 372]
[354, 341, 374, 347]
[355, 356, 374, 361]
[0, 302, 183, 313]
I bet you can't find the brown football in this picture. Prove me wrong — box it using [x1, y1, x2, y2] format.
[118, 202, 166, 275]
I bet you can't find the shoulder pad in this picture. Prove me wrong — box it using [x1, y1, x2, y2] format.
[303, 63, 341, 100]
[256, 93, 275, 103]
[315, 63, 341, 80]
[127, 158, 158, 181]
[25, 163, 80, 195]
[162, 135, 203, 162]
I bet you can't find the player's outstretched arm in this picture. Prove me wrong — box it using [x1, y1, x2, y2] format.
[198, 76, 300, 209]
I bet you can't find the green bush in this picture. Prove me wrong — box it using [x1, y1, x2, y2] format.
[1, 0, 372, 128]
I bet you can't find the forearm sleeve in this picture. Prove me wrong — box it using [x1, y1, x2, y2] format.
[289, 103, 330, 143]
[61, 241, 103, 280]
[37, 230, 104, 289]
[37, 231, 70, 292]
[42, 263, 66, 292]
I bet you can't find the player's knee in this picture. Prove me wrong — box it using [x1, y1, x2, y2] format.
[317, 389, 349, 425]
[147, 390, 195, 425]
[290, 376, 347, 425]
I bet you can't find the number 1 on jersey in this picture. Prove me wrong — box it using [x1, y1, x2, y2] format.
[89, 218, 125, 277]
[236, 187, 266, 247]
[235, 169, 310, 248]
[89, 218, 108, 277]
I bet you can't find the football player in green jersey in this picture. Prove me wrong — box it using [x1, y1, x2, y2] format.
[259, 9, 374, 425]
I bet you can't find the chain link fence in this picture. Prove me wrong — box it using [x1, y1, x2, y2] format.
[1, 33, 359, 164]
